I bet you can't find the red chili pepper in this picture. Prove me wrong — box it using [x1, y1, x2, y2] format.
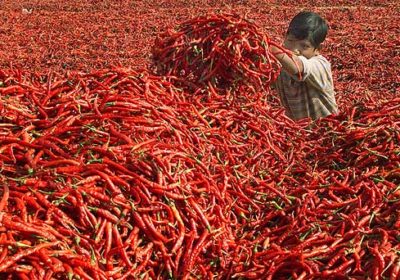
[16, 273, 31, 280]
[0, 185, 9, 212]
[391, 260, 400, 280]
[120, 242, 153, 279]
[141, 213, 169, 243]
[321, 258, 355, 276]
[187, 197, 211, 232]
[72, 266, 96, 280]
[0, 241, 59, 272]
[184, 230, 210, 275]
[1, 215, 57, 241]
[89, 207, 118, 224]
[86, 169, 122, 195]
[170, 202, 185, 254]
[369, 244, 385, 279]
[111, 226, 132, 267]
[33, 191, 78, 230]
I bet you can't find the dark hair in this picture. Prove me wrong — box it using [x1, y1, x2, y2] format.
[287, 11, 328, 48]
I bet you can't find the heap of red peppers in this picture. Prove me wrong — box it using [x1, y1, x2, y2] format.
[0, 12, 399, 280]
[152, 14, 284, 92]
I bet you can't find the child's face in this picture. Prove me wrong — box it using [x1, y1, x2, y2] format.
[284, 34, 319, 59]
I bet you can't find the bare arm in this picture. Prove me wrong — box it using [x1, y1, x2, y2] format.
[270, 45, 304, 78]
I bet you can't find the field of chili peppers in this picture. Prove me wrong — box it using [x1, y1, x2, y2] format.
[0, 0, 400, 279]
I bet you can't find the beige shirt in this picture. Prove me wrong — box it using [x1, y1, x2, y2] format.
[274, 55, 338, 120]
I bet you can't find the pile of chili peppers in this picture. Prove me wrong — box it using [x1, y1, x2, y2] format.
[0, 10, 399, 280]
[152, 13, 285, 91]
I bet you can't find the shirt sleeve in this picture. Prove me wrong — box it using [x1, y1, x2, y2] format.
[295, 55, 334, 92]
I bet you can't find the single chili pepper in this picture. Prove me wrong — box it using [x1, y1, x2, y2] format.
[16, 273, 31, 280]
[0, 234, 9, 264]
[153, 240, 174, 276]
[255, 181, 291, 205]
[369, 244, 385, 278]
[124, 226, 140, 248]
[184, 230, 209, 275]
[81, 206, 98, 229]
[187, 197, 211, 232]
[72, 266, 95, 280]
[0, 241, 59, 272]
[120, 242, 153, 280]
[45, 250, 65, 273]
[391, 260, 400, 280]
[102, 158, 174, 191]
[108, 123, 133, 145]
[111, 226, 133, 267]
[326, 248, 346, 268]
[33, 191, 78, 230]
[37, 249, 57, 272]
[141, 213, 169, 243]
[103, 221, 113, 257]
[88, 207, 118, 224]
[1, 265, 34, 275]
[3, 104, 37, 119]
[1, 215, 57, 241]
[174, 246, 184, 275]
[75, 175, 101, 186]
[44, 270, 55, 280]
[0, 80, 24, 94]
[0, 185, 9, 212]
[0, 137, 41, 149]
[170, 202, 185, 254]
[321, 258, 355, 276]
[104, 266, 125, 278]
[94, 218, 107, 244]
[83, 169, 123, 194]
[69, 258, 105, 280]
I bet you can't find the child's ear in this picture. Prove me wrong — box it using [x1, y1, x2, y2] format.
[314, 45, 321, 55]
[317, 42, 324, 50]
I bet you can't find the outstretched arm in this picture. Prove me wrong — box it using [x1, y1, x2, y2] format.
[270, 44, 304, 78]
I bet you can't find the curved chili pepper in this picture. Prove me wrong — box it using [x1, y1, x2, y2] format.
[0, 185, 9, 212]
[0, 241, 59, 272]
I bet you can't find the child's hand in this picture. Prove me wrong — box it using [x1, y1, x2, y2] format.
[292, 50, 300, 56]
[269, 44, 304, 79]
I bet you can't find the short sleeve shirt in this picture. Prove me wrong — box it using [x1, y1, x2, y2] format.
[274, 55, 338, 120]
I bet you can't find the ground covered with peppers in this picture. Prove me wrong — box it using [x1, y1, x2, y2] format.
[0, 1, 399, 280]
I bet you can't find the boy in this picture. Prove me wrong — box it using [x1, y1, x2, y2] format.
[270, 11, 338, 120]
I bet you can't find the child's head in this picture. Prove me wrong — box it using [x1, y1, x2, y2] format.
[284, 11, 329, 58]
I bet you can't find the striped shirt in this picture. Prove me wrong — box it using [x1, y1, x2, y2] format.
[274, 55, 338, 120]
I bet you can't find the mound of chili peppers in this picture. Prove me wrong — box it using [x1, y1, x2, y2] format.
[151, 13, 285, 92]
[0, 10, 400, 280]
[0, 65, 399, 279]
